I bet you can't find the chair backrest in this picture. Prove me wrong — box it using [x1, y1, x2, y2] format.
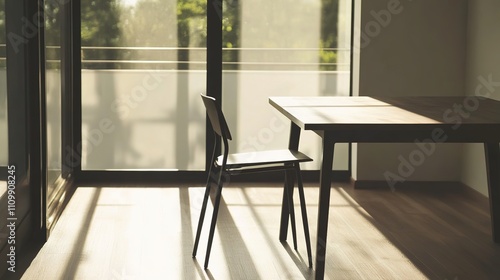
[201, 94, 233, 141]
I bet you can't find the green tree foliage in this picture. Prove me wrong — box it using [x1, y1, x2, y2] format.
[320, 0, 340, 70]
[221, 0, 239, 69]
[80, 0, 209, 69]
[44, 1, 62, 70]
[78, 0, 341, 70]
[0, 0, 4, 42]
[81, 0, 122, 68]
[121, 0, 177, 47]
[44, 2, 61, 46]
[177, 0, 206, 47]
[81, 0, 121, 46]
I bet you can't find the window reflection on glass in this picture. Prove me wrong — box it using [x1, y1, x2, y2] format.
[45, 3, 62, 191]
[0, 0, 8, 168]
[81, 0, 207, 170]
[222, 0, 352, 170]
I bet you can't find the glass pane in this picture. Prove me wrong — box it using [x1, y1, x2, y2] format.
[81, 0, 206, 170]
[222, 0, 352, 170]
[0, 0, 7, 168]
[0, 0, 7, 250]
[45, 3, 62, 192]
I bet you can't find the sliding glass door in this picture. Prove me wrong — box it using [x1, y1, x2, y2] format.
[43, 0, 79, 235]
[0, 0, 6, 177]
[79, 0, 352, 173]
[221, 0, 352, 171]
[80, 0, 207, 171]
[44, 0, 63, 203]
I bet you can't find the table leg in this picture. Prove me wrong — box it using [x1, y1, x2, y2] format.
[315, 133, 335, 280]
[484, 142, 500, 243]
[280, 122, 301, 242]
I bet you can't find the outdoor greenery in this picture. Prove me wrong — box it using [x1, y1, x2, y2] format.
[79, 0, 342, 70]
[321, 0, 340, 70]
[44, 1, 62, 69]
[0, 0, 344, 70]
[81, 0, 122, 68]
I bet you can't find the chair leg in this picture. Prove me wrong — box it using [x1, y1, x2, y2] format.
[285, 168, 298, 250]
[194, 139, 218, 257]
[204, 172, 226, 269]
[192, 165, 217, 257]
[296, 164, 313, 268]
[279, 176, 290, 242]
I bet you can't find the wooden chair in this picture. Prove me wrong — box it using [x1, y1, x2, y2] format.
[192, 93, 313, 269]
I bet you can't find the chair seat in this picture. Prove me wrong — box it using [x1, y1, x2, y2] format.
[216, 149, 312, 169]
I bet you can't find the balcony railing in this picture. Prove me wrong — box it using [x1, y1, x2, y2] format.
[82, 46, 350, 71]
[1, 44, 351, 71]
[0, 44, 5, 68]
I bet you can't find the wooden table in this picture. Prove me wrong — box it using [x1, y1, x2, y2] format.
[269, 96, 500, 280]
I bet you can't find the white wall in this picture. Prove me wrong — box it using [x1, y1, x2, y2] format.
[462, 1, 500, 196]
[352, 0, 468, 183]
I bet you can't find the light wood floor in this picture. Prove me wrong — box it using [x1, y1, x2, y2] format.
[0, 180, 6, 198]
[17, 182, 500, 279]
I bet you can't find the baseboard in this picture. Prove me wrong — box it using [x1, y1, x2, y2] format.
[457, 182, 489, 203]
[353, 179, 466, 190]
[352, 178, 489, 202]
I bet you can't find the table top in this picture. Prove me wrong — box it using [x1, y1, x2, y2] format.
[269, 96, 500, 142]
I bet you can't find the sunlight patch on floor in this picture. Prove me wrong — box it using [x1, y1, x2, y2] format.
[21, 185, 429, 280]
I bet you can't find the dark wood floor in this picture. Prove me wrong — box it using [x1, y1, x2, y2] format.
[15, 181, 500, 279]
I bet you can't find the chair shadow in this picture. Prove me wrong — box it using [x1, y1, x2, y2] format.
[281, 242, 314, 279]
[180, 186, 260, 279]
[179, 187, 208, 280]
[239, 187, 313, 279]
